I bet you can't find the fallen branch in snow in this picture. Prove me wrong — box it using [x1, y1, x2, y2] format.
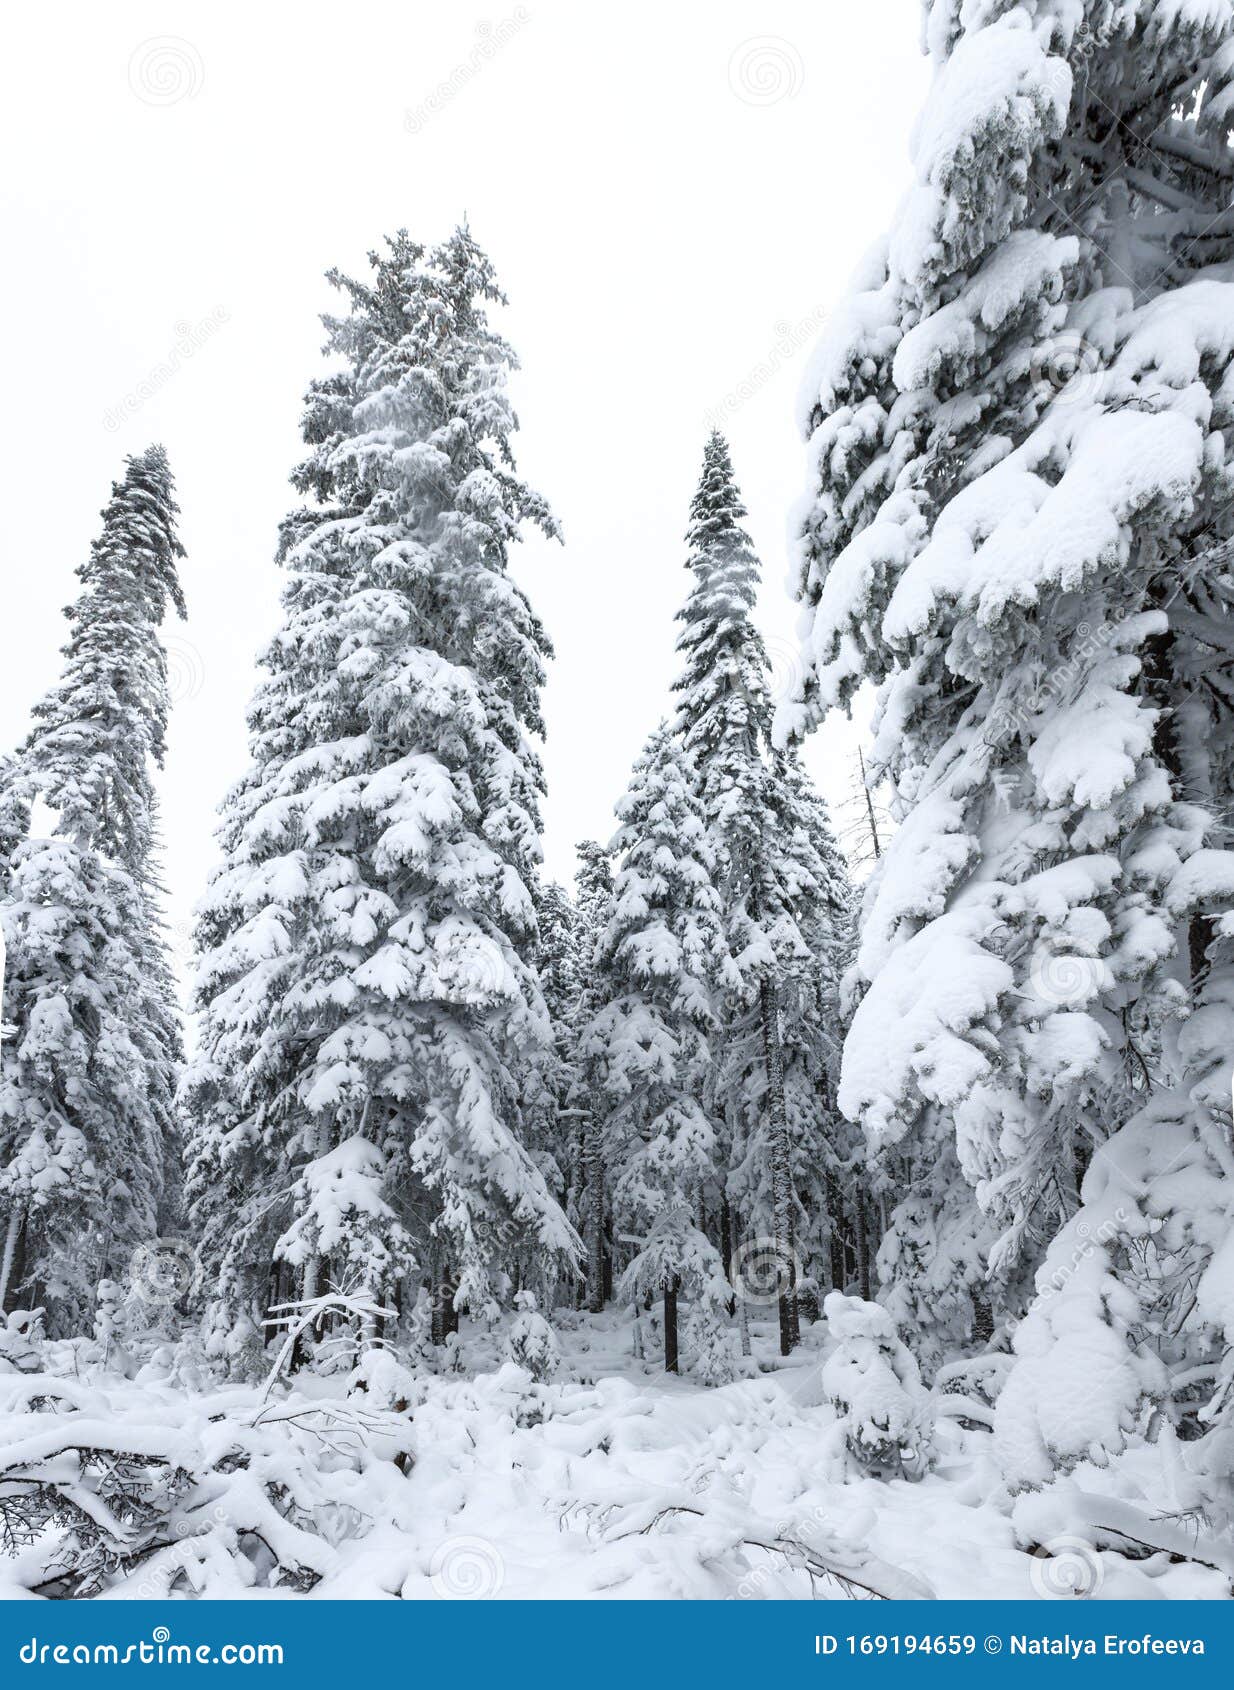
[1015, 1490, 1234, 1583]
[586, 1490, 934, 1600]
[0, 1371, 413, 1597]
[933, 1392, 995, 1429]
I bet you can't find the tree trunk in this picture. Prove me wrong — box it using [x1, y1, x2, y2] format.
[719, 1195, 735, 1313]
[786, 1213, 801, 1347]
[0, 1208, 21, 1314]
[825, 1171, 846, 1293]
[430, 1255, 454, 1347]
[584, 1109, 605, 1314]
[759, 976, 798, 1356]
[858, 747, 882, 860]
[855, 1196, 872, 1301]
[291, 1254, 321, 1372]
[729, 1207, 752, 1357]
[663, 1280, 679, 1373]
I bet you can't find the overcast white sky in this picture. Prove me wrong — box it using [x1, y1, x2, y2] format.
[0, 1, 929, 970]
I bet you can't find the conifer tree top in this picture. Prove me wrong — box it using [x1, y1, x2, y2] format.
[23, 444, 186, 863]
[672, 431, 772, 838]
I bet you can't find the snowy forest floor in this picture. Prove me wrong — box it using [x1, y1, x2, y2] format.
[0, 1310, 1227, 1602]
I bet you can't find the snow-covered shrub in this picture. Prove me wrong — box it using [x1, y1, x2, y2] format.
[505, 1291, 560, 1382]
[821, 1292, 933, 1478]
[993, 1097, 1233, 1492]
[0, 1308, 45, 1376]
[200, 1303, 265, 1382]
[89, 1279, 138, 1378]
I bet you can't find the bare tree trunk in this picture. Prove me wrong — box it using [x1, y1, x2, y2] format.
[786, 1212, 801, 1347]
[729, 1206, 752, 1357]
[719, 1195, 734, 1309]
[759, 977, 798, 1356]
[290, 1254, 322, 1372]
[0, 1208, 22, 1313]
[858, 747, 882, 861]
[584, 1109, 605, 1314]
[430, 1248, 453, 1347]
[825, 1171, 846, 1293]
[855, 1196, 872, 1301]
[663, 1281, 679, 1373]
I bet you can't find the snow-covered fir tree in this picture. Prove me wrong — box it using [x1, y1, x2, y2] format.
[783, 0, 1234, 1469]
[672, 432, 854, 1352]
[570, 839, 613, 1312]
[183, 228, 579, 1366]
[520, 875, 579, 1300]
[731, 754, 859, 1318]
[584, 725, 734, 1373]
[0, 446, 187, 1333]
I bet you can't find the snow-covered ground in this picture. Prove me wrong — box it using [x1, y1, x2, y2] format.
[1, 1310, 1226, 1602]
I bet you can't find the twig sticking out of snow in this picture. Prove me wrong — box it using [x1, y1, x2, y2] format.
[261, 1283, 395, 1401]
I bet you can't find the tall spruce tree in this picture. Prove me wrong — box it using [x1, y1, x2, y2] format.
[0, 446, 187, 1332]
[184, 229, 579, 1362]
[673, 433, 854, 1353]
[521, 875, 580, 1302]
[727, 754, 858, 1321]
[785, 0, 1234, 1475]
[583, 726, 734, 1372]
[571, 839, 613, 1312]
